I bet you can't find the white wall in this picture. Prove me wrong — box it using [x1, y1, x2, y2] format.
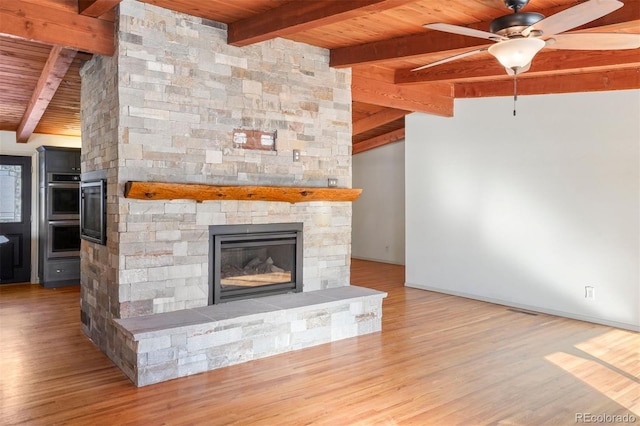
[406, 90, 640, 331]
[0, 131, 81, 283]
[0, 131, 81, 155]
[352, 141, 405, 265]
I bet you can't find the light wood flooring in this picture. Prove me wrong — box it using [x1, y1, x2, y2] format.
[1, 259, 638, 425]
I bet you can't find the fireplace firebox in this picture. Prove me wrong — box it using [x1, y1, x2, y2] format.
[209, 223, 303, 304]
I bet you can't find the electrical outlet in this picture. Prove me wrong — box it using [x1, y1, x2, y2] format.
[293, 149, 300, 162]
[327, 178, 338, 187]
[585, 286, 595, 300]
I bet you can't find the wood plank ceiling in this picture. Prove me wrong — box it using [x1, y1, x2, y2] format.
[0, 0, 638, 153]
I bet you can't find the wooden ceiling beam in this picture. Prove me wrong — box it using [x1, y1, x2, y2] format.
[395, 49, 640, 84]
[16, 46, 77, 143]
[332, 33, 487, 69]
[352, 75, 453, 117]
[0, 0, 114, 55]
[79, 0, 122, 17]
[353, 128, 405, 155]
[330, 1, 640, 68]
[353, 107, 409, 135]
[454, 67, 640, 98]
[228, 0, 418, 47]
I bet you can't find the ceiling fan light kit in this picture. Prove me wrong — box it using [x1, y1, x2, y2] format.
[488, 37, 546, 70]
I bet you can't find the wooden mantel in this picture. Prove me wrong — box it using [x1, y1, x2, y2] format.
[124, 181, 362, 203]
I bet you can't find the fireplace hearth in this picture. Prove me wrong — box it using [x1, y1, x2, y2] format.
[209, 223, 303, 304]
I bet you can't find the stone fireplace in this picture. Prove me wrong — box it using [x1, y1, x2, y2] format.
[78, 0, 385, 386]
[210, 223, 303, 304]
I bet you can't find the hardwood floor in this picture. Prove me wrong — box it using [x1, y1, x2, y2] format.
[1, 259, 638, 425]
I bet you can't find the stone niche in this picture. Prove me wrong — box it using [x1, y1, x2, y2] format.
[79, 0, 385, 385]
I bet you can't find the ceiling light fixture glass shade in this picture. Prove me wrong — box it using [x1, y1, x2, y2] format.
[488, 37, 545, 69]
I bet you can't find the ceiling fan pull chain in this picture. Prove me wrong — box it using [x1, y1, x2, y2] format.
[513, 70, 518, 116]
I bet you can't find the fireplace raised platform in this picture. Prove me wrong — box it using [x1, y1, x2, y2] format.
[113, 286, 387, 386]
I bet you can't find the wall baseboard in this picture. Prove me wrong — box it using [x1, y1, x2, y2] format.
[352, 256, 405, 266]
[405, 281, 640, 332]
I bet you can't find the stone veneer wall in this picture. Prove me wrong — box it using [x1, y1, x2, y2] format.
[80, 52, 120, 352]
[80, 0, 353, 361]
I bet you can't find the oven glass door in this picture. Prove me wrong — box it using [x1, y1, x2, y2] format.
[48, 221, 80, 258]
[48, 183, 80, 220]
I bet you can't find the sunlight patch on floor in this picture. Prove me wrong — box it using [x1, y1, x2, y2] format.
[545, 330, 640, 416]
[575, 329, 640, 379]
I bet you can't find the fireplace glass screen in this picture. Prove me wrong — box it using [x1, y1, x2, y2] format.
[80, 179, 106, 245]
[210, 223, 303, 304]
[221, 243, 293, 288]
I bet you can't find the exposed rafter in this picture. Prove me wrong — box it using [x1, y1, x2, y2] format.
[395, 49, 640, 84]
[353, 128, 405, 155]
[228, 0, 418, 47]
[330, 1, 640, 68]
[79, 0, 122, 17]
[332, 33, 487, 69]
[0, 0, 114, 55]
[16, 46, 77, 143]
[353, 108, 409, 136]
[454, 68, 640, 98]
[352, 75, 453, 117]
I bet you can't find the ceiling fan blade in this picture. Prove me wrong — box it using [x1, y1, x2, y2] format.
[548, 33, 640, 50]
[411, 48, 488, 72]
[423, 23, 504, 41]
[523, 0, 623, 37]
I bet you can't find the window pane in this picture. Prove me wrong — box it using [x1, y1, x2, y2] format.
[0, 165, 22, 223]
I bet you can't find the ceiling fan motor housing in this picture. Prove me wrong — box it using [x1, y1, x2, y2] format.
[490, 12, 544, 37]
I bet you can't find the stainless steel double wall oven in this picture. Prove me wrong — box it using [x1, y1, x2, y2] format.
[46, 172, 81, 258]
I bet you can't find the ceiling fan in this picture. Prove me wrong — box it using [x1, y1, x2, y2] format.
[413, 0, 640, 75]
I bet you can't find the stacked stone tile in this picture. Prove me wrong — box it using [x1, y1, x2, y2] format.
[115, 287, 386, 386]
